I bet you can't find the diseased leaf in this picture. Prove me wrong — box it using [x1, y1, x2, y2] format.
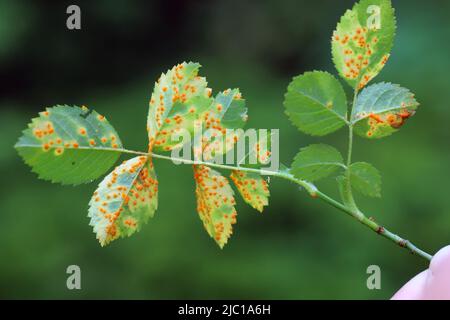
[193, 165, 237, 248]
[332, 0, 396, 89]
[147, 62, 213, 152]
[291, 144, 345, 182]
[230, 171, 270, 212]
[235, 130, 275, 169]
[88, 156, 158, 246]
[15, 105, 123, 185]
[284, 71, 348, 136]
[349, 162, 381, 197]
[199, 89, 247, 161]
[352, 82, 419, 139]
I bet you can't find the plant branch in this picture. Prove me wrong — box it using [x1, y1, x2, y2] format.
[116, 147, 433, 262]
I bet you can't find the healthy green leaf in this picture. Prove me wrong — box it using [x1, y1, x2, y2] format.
[349, 162, 381, 197]
[291, 144, 345, 182]
[193, 165, 237, 248]
[230, 171, 270, 212]
[147, 62, 213, 152]
[332, 0, 396, 89]
[284, 71, 348, 136]
[88, 156, 158, 246]
[15, 105, 123, 185]
[351, 82, 419, 139]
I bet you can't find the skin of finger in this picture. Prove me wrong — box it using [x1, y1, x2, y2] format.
[422, 246, 450, 299]
[391, 270, 427, 300]
[392, 246, 450, 300]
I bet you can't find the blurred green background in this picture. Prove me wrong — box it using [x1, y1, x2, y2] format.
[1, 0, 449, 299]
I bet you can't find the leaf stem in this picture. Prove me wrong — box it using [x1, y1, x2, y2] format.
[115, 147, 433, 262]
[347, 125, 353, 168]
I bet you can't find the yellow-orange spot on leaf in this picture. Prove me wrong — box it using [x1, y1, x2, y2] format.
[54, 147, 64, 156]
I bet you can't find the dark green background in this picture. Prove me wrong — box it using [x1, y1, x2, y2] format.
[1, 0, 449, 299]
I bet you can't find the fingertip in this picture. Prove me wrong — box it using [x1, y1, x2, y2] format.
[391, 270, 427, 300]
[429, 245, 450, 275]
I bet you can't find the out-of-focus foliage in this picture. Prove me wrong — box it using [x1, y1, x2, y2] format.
[1, 0, 450, 299]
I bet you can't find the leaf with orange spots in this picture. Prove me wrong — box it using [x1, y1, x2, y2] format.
[88, 156, 158, 246]
[15, 105, 123, 185]
[193, 165, 237, 248]
[351, 82, 419, 139]
[198, 89, 247, 161]
[230, 171, 269, 212]
[332, 0, 396, 90]
[147, 62, 213, 152]
[284, 71, 348, 136]
[235, 130, 276, 169]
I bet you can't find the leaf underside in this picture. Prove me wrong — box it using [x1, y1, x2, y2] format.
[332, 0, 396, 89]
[352, 82, 419, 139]
[230, 170, 270, 212]
[284, 71, 348, 136]
[291, 144, 345, 182]
[15, 105, 123, 185]
[88, 156, 158, 246]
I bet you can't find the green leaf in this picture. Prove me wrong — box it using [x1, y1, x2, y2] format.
[291, 144, 345, 182]
[349, 162, 381, 197]
[88, 156, 158, 246]
[193, 165, 237, 248]
[332, 0, 396, 89]
[351, 82, 419, 139]
[230, 171, 270, 212]
[15, 105, 123, 185]
[147, 62, 213, 152]
[284, 71, 348, 136]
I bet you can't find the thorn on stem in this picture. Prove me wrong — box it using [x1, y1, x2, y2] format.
[376, 226, 385, 234]
[398, 240, 408, 248]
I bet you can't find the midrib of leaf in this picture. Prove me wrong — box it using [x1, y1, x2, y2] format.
[352, 87, 416, 124]
[296, 88, 347, 122]
[15, 143, 127, 154]
[297, 162, 346, 169]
